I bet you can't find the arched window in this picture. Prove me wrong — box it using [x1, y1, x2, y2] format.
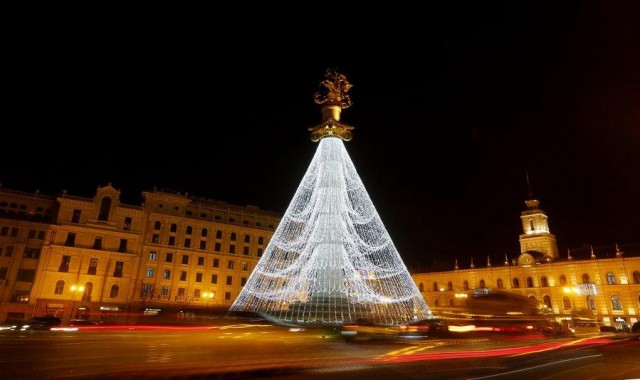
[432, 282, 438, 291]
[540, 276, 549, 287]
[513, 278, 520, 288]
[633, 271, 640, 284]
[201, 228, 208, 237]
[54, 280, 65, 295]
[258, 237, 264, 245]
[479, 279, 485, 288]
[587, 296, 596, 310]
[529, 219, 535, 231]
[543, 295, 552, 309]
[82, 282, 93, 302]
[110, 284, 119, 298]
[143, 283, 153, 297]
[244, 235, 250, 243]
[153, 221, 161, 230]
[563, 296, 572, 310]
[231, 233, 237, 241]
[216, 230, 222, 239]
[559, 275, 567, 286]
[463, 281, 469, 290]
[527, 277, 534, 288]
[170, 224, 177, 233]
[497, 279, 504, 289]
[637, 294, 640, 306]
[582, 273, 590, 284]
[528, 295, 536, 300]
[449, 298, 454, 307]
[606, 272, 616, 285]
[434, 299, 439, 307]
[98, 197, 112, 221]
[611, 295, 623, 310]
[419, 283, 424, 292]
[447, 281, 453, 291]
[186, 226, 193, 235]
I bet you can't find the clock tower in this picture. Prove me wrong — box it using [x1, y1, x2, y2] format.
[518, 176, 559, 261]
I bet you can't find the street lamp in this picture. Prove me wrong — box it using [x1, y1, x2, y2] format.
[70, 284, 84, 320]
[202, 291, 215, 303]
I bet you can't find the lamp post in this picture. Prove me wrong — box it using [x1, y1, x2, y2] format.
[69, 284, 84, 320]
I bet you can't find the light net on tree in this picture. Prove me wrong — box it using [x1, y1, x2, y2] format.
[229, 137, 432, 326]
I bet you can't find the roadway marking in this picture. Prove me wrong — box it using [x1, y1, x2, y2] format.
[466, 354, 602, 379]
[377, 345, 436, 361]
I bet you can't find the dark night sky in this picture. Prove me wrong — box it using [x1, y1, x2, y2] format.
[3, 3, 639, 271]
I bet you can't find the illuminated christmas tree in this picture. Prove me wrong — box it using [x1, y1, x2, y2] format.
[229, 69, 432, 326]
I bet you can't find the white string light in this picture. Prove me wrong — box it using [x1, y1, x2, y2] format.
[230, 137, 432, 326]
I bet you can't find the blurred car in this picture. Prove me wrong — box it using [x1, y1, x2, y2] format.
[599, 325, 618, 334]
[5, 316, 62, 332]
[341, 319, 448, 342]
[632, 321, 640, 334]
[540, 321, 565, 336]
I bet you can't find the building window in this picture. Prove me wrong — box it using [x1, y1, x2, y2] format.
[543, 295, 552, 309]
[194, 289, 201, 298]
[161, 286, 169, 297]
[118, 239, 128, 253]
[184, 238, 191, 248]
[229, 245, 235, 254]
[186, 226, 193, 235]
[123, 217, 132, 231]
[196, 273, 203, 283]
[226, 276, 232, 285]
[606, 272, 616, 285]
[243, 246, 249, 255]
[419, 283, 424, 292]
[166, 252, 173, 263]
[11, 227, 18, 237]
[244, 234, 250, 243]
[142, 283, 153, 298]
[231, 233, 236, 241]
[200, 241, 207, 250]
[197, 257, 205, 266]
[214, 243, 221, 252]
[0, 267, 7, 281]
[447, 281, 453, 291]
[163, 269, 171, 279]
[170, 223, 177, 233]
[449, 298, 454, 307]
[82, 282, 93, 302]
[242, 262, 248, 271]
[434, 299, 440, 307]
[182, 255, 189, 265]
[93, 236, 103, 250]
[28, 229, 37, 239]
[529, 219, 534, 231]
[72, 209, 81, 223]
[201, 228, 208, 237]
[59, 256, 71, 272]
[257, 248, 263, 257]
[55, 280, 65, 295]
[110, 285, 119, 298]
[154, 221, 161, 230]
[213, 258, 220, 268]
[559, 275, 567, 286]
[611, 295, 623, 310]
[563, 296, 572, 310]
[227, 261, 234, 270]
[479, 279, 485, 288]
[513, 278, 520, 288]
[176, 288, 186, 299]
[152, 234, 159, 244]
[65, 232, 76, 247]
[37, 230, 45, 239]
[211, 274, 218, 284]
[225, 292, 231, 301]
[463, 281, 469, 290]
[582, 273, 590, 284]
[633, 271, 640, 284]
[587, 296, 596, 310]
[88, 258, 98, 275]
[146, 267, 154, 278]
[432, 282, 438, 291]
[98, 197, 112, 221]
[114, 262, 123, 278]
[540, 276, 548, 287]
[149, 251, 157, 261]
[168, 236, 176, 246]
[216, 230, 222, 239]
[180, 271, 187, 281]
[526, 277, 534, 288]
[23, 248, 41, 259]
[0, 227, 7, 236]
[497, 279, 504, 289]
[258, 237, 264, 245]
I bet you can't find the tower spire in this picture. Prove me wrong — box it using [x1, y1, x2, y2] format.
[525, 171, 534, 199]
[309, 68, 354, 142]
[615, 243, 623, 258]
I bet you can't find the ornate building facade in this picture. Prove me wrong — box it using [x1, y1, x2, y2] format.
[0, 184, 280, 323]
[412, 194, 640, 330]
